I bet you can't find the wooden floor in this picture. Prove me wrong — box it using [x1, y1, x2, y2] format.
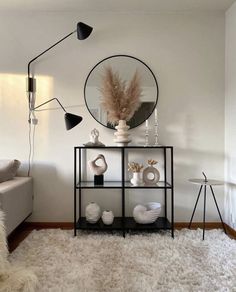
[8, 222, 236, 253]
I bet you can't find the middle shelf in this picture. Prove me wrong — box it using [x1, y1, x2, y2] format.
[77, 181, 172, 189]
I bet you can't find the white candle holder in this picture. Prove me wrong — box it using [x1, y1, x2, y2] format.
[154, 118, 159, 146]
[144, 121, 150, 147]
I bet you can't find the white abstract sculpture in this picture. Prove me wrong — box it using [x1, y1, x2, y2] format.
[88, 154, 108, 176]
[133, 202, 161, 224]
[84, 128, 105, 147]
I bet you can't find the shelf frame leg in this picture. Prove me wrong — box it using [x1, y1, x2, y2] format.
[171, 147, 174, 238]
[122, 147, 125, 238]
[74, 147, 77, 237]
[164, 148, 167, 219]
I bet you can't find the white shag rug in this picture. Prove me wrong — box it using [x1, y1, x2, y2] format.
[9, 229, 236, 292]
[0, 210, 37, 292]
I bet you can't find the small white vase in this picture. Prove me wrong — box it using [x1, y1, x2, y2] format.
[114, 120, 131, 146]
[102, 210, 114, 225]
[130, 172, 143, 186]
[85, 202, 101, 223]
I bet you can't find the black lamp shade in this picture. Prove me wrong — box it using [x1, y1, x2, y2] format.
[77, 22, 93, 40]
[65, 113, 83, 130]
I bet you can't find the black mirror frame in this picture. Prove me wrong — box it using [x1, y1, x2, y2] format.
[84, 54, 159, 130]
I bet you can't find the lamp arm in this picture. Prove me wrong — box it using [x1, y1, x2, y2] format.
[27, 29, 76, 77]
[31, 98, 67, 113]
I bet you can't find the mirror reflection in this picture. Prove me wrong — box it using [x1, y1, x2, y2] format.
[84, 55, 159, 129]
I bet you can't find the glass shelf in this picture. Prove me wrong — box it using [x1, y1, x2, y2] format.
[77, 181, 122, 189]
[124, 181, 172, 189]
[77, 181, 172, 189]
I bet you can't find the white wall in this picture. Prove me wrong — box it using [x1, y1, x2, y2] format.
[225, 3, 236, 230]
[0, 11, 225, 222]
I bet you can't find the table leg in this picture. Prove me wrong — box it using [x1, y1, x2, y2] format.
[210, 185, 227, 235]
[203, 185, 206, 240]
[189, 185, 203, 229]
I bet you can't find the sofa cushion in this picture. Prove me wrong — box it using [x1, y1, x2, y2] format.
[0, 177, 33, 235]
[0, 160, 21, 183]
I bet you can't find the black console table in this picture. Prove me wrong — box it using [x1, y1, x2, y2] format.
[74, 146, 174, 238]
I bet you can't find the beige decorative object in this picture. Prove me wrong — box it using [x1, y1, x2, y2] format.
[114, 120, 131, 146]
[0, 159, 21, 183]
[128, 162, 144, 186]
[101, 210, 114, 225]
[85, 202, 101, 223]
[88, 154, 108, 176]
[100, 66, 142, 125]
[133, 202, 161, 224]
[100, 66, 142, 146]
[128, 162, 143, 173]
[143, 160, 160, 185]
[84, 128, 105, 147]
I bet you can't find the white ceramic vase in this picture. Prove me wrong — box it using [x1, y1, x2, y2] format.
[101, 210, 114, 225]
[85, 202, 101, 223]
[114, 120, 131, 146]
[130, 172, 143, 186]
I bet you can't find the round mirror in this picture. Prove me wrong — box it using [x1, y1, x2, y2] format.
[84, 55, 159, 129]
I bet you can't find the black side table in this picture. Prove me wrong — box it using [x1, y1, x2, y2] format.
[188, 179, 227, 240]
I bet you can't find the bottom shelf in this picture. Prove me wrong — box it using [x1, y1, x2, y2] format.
[76, 217, 172, 231]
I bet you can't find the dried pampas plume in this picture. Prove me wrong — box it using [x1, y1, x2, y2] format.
[100, 66, 142, 125]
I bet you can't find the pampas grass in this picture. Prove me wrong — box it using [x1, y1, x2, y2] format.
[100, 66, 142, 125]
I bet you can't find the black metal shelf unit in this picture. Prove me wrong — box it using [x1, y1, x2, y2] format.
[74, 146, 174, 238]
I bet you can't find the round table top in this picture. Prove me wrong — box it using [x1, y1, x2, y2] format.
[189, 179, 224, 186]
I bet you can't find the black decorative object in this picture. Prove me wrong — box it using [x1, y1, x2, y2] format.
[74, 146, 174, 238]
[77, 22, 93, 40]
[27, 22, 93, 93]
[94, 175, 104, 185]
[27, 22, 93, 127]
[65, 113, 83, 130]
[32, 98, 82, 130]
[84, 55, 159, 129]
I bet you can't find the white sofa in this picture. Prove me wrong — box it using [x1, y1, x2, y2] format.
[0, 177, 33, 235]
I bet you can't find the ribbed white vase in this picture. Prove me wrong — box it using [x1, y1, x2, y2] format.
[114, 120, 131, 146]
[102, 210, 114, 225]
[85, 202, 101, 224]
[130, 172, 143, 186]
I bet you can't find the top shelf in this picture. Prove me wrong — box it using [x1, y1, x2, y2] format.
[75, 145, 173, 149]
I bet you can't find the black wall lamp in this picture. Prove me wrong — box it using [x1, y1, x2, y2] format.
[27, 22, 93, 130]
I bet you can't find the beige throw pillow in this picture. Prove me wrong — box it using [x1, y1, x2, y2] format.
[0, 160, 21, 183]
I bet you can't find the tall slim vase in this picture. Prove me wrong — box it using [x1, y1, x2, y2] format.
[114, 120, 131, 146]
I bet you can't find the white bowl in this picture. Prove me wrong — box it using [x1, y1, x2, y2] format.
[133, 202, 161, 224]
